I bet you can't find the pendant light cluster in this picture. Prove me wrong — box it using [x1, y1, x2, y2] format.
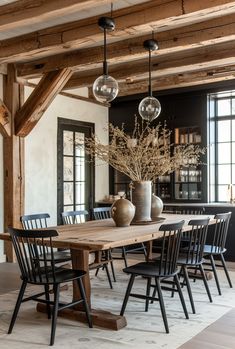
[138, 38, 161, 122]
[92, 7, 161, 119]
[93, 16, 119, 103]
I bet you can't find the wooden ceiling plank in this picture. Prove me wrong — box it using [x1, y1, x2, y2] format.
[16, 12, 235, 78]
[0, 0, 116, 32]
[60, 40, 235, 89]
[15, 68, 73, 137]
[118, 70, 235, 96]
[1, 0, 235, 63]
[0, 98, 11, 137]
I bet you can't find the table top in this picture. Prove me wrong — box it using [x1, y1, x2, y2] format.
[0, 213, 215, 251]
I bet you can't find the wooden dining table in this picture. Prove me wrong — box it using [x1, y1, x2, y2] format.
[0, 213, 215, 330]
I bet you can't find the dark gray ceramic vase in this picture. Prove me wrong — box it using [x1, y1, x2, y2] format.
[111, 198, 135, 227]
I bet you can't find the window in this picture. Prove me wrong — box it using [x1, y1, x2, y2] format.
[208, 91, 235, 202]
[57, 118, 94, 223]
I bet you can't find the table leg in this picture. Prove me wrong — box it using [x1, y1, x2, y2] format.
[37, 248, 127, 330]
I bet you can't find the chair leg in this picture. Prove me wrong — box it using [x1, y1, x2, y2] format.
[122, 247, 128, 268]
[120, 274, 135, 316]
[151, 285, 157, 304]
[220, 253, 233, 288]
[199, 264, 213, 303]
[174, 275, 189, 319]
[182, 266, 196, 314]
[142, 243, 147, 258]
[109, 250, 116, 282]
[104, 264, 113, 289]
[145, 277, 151, 312]
[8, 280, 27, 334]
[95, 267, 99, 276]
[209, 254, 221, 295]
[77, 278, 93, 328]
[45, 284, 51, 319]
[50, 284, 60, 346]
[155, 278, 169, 333]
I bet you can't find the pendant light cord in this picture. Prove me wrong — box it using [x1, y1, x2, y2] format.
[103, 28, 108, 76]
[148, 48, 152, 96]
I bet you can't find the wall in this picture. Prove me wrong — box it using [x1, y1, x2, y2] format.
[24, 86, 109, 226]
[0, 85, 109, 262]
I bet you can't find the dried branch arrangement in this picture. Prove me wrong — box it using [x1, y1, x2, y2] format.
[85, 118, 205, 182]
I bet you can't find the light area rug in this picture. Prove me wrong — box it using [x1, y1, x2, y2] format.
[0, 259, 235, 349]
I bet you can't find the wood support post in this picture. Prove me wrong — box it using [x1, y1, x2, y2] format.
[3, 64, 25, 262]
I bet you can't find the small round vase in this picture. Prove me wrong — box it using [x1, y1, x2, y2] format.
[111, 198, 135, 227]
[151, 193, 163, 219]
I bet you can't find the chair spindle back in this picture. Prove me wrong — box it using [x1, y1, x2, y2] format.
[92, 207, 111, 220]
[61, 210, 88, 225]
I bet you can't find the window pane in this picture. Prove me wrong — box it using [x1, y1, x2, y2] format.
[75, 182, 85, 205]
[75, 132, 85, 157]
[218, 185, 229, 202]
[232, 143, 235, 163]
[217, 143, 231, 164]
[209, 143, 215, 164]
[218, 164, 231, 184]
[63, 130, 73, 155]
[233, 165, 235, 184]
[217, 99, 231, 116]
[63, 156, 73, 181]
[217, 120, 231, 142]
[232, 98, 235, 115]
[64, 182, 73, 205]
[75, 157, 85, 181]
[233, 120, 235, 142]
[63, 205, 73, 212]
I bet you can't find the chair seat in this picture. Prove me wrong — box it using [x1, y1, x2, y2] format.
[203, 244, 226, 255]
[123, 261, 178, 278]
[23, 267, 86, 285]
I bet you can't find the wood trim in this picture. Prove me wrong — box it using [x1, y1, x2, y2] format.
[3, 65, 25, 262]
[14, 68, 73, 137]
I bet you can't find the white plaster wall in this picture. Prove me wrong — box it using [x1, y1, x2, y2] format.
[24, 87, 109, 225]
[0, 74, 5, 261]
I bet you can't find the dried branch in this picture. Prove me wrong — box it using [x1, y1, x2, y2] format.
[84, 118, 205, 182]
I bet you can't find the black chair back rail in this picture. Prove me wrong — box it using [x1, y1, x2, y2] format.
[211, 212, 231, 253]
[20, 213, 50, 230]
[182, 218, 210, 265]
[9, 228, 59, 284]
[93, 207, 111, 220]
[61, 210, 88, 225]
[157, 221, 184, 277]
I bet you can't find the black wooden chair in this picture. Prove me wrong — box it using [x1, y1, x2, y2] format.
[93, 207, 147, 268]
[175, 218, 212, 314]
[120, 221, 189, 333]
[61, 209, 113, 289]
[8, 228, 92, 346]
[21, 213, 71, 263]
[203, 212, 232, 295]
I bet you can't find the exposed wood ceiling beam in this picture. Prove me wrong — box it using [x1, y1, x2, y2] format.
[60, 40, 235, 90]
[1, 0, 235, 63]
[0, 0, 117, 32]
[15, 68, 73, 137]
[24, 81, 110, 107]
[0, 98, 11, 137]
[16, 13, 235, 78]
[118, 70, 235, 96]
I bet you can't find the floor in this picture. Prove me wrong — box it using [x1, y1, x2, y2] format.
[1, 261, 235, 349]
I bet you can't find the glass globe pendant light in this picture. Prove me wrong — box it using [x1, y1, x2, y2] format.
[93, 16, 119, 103]
[138, 39, 161, 122]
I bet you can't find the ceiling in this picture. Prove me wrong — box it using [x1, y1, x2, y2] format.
[1, 0, 235, 97]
